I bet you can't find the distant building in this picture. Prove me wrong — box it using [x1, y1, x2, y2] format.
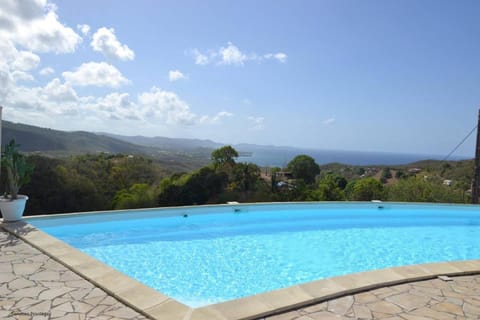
[443, 179, 452, 186]
[276, 171, 293, 179]
[408, 168, 422, 173]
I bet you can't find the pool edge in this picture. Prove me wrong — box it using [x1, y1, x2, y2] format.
[2, 220, 480, 320]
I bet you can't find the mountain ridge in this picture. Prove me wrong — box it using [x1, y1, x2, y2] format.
[99, 132, 223, 151]
[2, 121, 470, 167]
[4, 121, 309, 156]
[2, 121, 213, 171]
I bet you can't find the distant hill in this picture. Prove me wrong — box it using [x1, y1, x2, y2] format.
[3, 121, 154, 154]
[101, 132, 222, 151]
[3, 121, 470, 169]
[2, 121, 210, 171]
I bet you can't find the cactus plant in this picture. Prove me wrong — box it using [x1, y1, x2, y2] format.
[2, 139, 34, 200]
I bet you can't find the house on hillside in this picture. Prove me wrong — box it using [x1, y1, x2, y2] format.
[276, 171, 293, 180]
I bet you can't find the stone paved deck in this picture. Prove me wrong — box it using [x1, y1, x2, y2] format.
[263, 275, 480, 320]
[0, 230, 149, 320]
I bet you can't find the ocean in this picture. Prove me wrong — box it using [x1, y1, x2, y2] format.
[235, 146, 468, 167]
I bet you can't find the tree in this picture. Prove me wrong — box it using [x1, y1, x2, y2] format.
[157, 179, 183, 206]
[211, 146, 239, 168]
[382, 168, 392, 179]
[182, 167, 228, 204]
[112, 184, 156, 209]
[348, 178, 385, 201]
[307, 175, 345, 201]
[20, 156, 64, 215]
[395, 170, 407, 179]
[334, 176, 348, 190]
[157, 167, 228, 206]
[441, 163, 452, 176]
[387, 177, 464, 203]
[287, 154, 320, 184]
[232, 163, 260, 192]
[55, 166, 105, 212]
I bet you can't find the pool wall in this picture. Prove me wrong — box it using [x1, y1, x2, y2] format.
[3, 202, 480, 320]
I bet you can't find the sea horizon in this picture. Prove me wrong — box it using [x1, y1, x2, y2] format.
[236, 147, 470, 167]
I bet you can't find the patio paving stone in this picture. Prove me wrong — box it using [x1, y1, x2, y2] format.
[264, 274, 480, 320]
[0, 229, 148, 320]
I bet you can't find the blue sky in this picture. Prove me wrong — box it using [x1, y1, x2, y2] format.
[1, 0, 479, 156]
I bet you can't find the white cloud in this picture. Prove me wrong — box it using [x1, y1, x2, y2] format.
[91, 27, 135, 61]
[4, 86, 41, 111]
[0, 41, 17, 71]
[62, 62, 129, 88]
[219, 42, 247, 66]
[1, 0, 48, 20]
[1, 73, 238, 132]
[138, 87, 196, 125]
[77, 24, 90, 36]
[0, 45, 39, 71]
[323, 117, 336, 125]
[168, 70, 187, 82]
[42, 78, 79, 102]
[0, 1, 82, 54]
[248, 116, 265, 130]
[95, 92, 140, 121]
[264, 52, 288, 63]
[191, 49, 210, 65]
[1, 77, 83, 116]
[217, 111, 234, 118]
[39, 67, 54, 76]
[11, 71, 34, 82]
[23, 10, 81, 53]
[199, 111, 234, 124]
[0, 41, 38, 84]
[0, 2, 82, 106]
[3, 77, 139, 122]
[0, 71, 14, 100]
[191, 42, 287, 66]
[12, 51, 40, 71]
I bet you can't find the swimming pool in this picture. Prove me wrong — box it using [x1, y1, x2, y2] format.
[27, 202, 480, 308]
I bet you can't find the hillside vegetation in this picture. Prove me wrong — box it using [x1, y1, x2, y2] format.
[315, 159, 473, 203]
[10, 145, 474, 216]
[2, 122, 474, 215]
[16, 154, 169, 215]
[3, 121, 209, 172]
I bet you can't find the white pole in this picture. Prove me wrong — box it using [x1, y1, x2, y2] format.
[0, 106, 2, 178]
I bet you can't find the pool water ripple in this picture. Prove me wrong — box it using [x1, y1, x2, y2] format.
[28, 203, 480, 307]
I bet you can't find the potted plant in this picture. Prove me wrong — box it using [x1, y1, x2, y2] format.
[0, 139, 34, 222]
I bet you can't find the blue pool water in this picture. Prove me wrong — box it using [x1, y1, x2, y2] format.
[28, 203, 480, 307]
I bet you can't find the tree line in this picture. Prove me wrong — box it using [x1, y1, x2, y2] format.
[8, 146, 472, 216]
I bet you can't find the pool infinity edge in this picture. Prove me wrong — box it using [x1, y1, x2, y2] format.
[2, 220, 480, 320]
